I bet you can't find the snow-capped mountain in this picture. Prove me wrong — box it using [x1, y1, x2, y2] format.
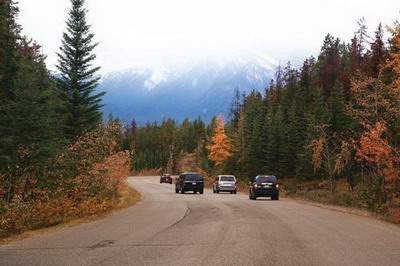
[98, 55, 276, 125]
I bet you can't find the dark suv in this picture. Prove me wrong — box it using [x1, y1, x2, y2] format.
[249, 175, 279, 200]
[175, 172, 204, 194]
[160, 174, 172, 184]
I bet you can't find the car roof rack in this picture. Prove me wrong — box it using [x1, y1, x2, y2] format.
[182, 172, 201, 175]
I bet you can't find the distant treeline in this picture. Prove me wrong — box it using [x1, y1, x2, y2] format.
[122, 118, 210, 172]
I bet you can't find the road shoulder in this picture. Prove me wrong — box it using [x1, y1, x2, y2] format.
[0, 185, 141, 245]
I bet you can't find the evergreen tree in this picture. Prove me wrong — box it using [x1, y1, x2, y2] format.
[0, 0, 19, 99]
[179, 118, 196, 152]
[349, 36, 363, 74]
[265, 106, 285, 176]
[229, 88, 242, 131]
[56, 0, 105, 138]
[241, 91, 267, 177]
[369, 24, 387, 77]
[0, 1, 62, 201]
[317, 34, 341, 99]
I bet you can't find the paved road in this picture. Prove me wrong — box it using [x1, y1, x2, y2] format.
[1, 176, 400, 266]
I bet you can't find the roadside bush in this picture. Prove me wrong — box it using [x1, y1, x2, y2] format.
[0, 122, 134, 239]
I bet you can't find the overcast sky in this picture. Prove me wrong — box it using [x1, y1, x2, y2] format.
[19, 0, 399, 73]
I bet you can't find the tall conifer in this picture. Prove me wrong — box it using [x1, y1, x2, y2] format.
[57, 0, 105, 138]
[0, 0, 19, 99]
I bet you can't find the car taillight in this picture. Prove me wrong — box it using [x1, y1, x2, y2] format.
[276, 184, 279, 188]
[254, 184, 258, 188]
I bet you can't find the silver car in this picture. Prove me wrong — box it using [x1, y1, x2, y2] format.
[213, 175, 237, 194]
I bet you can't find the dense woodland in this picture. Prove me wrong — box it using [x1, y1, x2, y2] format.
[0, 0, 131, 238]
[127, 19, 400, 212]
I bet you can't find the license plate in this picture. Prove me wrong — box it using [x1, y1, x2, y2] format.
[192, 182, 197, 185]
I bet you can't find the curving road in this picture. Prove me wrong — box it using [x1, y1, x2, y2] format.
[1, 176, 400, 266]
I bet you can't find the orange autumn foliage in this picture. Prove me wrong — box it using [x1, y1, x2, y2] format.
[356, 122, 398, 183]
[311, 138, 324, 172]
[0, 122, 134, 239]
[347, 25, 400, 186]
[386, 24, 400, 91]
[207, 116, 232, 166]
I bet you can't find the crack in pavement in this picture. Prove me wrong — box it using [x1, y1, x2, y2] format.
[1, 242, 239, 252]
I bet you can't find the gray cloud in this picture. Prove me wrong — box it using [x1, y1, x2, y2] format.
[19, 0, 400, 72]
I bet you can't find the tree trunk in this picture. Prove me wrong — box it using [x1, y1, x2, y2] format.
[5, 173, 15, 203]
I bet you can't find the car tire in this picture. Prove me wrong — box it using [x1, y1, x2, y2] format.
[181, 188, 185, 194]
[200, 189, 204, 194]
[175, 187, 179, 193]
[234, 190, 237, 194]
[249, 191, 256, 200]
[216, 190, 219, 194]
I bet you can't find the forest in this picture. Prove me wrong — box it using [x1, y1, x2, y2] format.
[0, 0, 134, 238]
[127, 19, 400, 217]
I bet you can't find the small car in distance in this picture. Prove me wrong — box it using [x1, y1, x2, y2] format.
[175, 172, 204, 194]
[213, 175, 237, 194]
[160, 174, 173, 184]
[249, 175, 279, 200]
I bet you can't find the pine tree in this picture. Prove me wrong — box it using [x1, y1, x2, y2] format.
[0, 0, 19, 99]
[369, 24, 387, 77]
[229, 88, 242, 131]
[179, 118, 197, 153]
[293, 59, 316, 177]
[247, 109, 268, 175]
[317, 34, 341, 99]
[241, 91, 267, 177]
[387, 22, 400, 91]
[0, 1, 62, 201]
[349, 35, 363, 74]
[57, 0, 105, 138]
[265, 106, 285, 176]
[355, 17, 369, 59]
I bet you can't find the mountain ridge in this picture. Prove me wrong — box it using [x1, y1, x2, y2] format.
[99, 56, 276, 124]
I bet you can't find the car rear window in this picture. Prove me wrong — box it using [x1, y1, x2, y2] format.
[184, 174, 203, 181]
[220, 176, 235, 182]
[256, 176, 277, 183]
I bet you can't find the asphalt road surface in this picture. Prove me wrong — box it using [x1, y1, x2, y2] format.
[1, 176, 400, 266]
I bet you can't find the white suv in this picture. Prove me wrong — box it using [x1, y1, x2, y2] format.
[213, 175, 237, 194]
